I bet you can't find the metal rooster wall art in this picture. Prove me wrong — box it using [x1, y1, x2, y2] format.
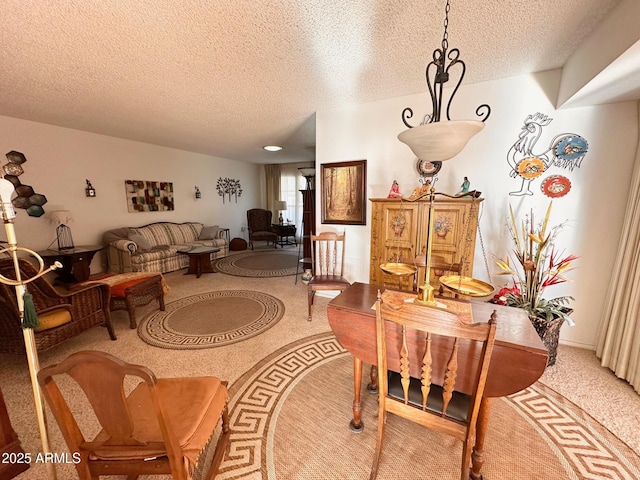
[507, 113, 589, 197]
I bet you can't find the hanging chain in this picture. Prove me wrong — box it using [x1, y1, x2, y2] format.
[442, 0, 450, 52]
[476, 202, 492, 282]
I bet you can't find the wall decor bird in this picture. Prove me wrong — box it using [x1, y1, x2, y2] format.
[507, 113, 588, 197]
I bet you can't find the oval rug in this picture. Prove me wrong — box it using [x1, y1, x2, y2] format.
[137, 290, 285, 349]
[209, 332, 640, 480]
[213, 251, 299, 277]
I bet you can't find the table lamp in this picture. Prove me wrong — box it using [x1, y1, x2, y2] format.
[49, 210, 75, 250]
[274, 200, 287, 225]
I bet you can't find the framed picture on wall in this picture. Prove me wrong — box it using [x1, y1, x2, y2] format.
[125, 180, 174, 212]
[320, 160, 367, 225]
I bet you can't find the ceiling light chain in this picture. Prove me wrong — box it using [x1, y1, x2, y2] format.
[402, 0, 491, 128]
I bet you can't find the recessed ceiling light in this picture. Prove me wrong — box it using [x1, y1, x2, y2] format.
[263, 145, 283, 152]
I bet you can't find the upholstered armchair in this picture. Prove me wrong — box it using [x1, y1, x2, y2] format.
[246, 208, 277, 249]
[0, 258, 115, 354]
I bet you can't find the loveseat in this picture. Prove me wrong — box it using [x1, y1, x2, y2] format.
[103, 222, 228, 274]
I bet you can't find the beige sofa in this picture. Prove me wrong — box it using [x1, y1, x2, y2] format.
[103, 222, 228, 274]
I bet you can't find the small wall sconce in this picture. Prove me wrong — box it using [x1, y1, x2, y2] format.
[195, 186, 202, 199]
[85, 179, 96, 197]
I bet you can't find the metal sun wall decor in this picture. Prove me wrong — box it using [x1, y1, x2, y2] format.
[1, 150, 48, 217]
[216, 177, 242, 204]
[507, 113, 589, 198]
[125, 179, 174, 212]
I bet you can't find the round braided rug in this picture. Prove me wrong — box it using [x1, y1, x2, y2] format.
[137, 290, 284, 349]
[212, 250, 299, 277]
[209, 332, 640, 480]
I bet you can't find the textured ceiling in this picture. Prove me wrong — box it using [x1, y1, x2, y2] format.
[0, 0, 627, 164]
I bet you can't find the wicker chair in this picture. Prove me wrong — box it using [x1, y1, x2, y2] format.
[0, 258, 116, 355]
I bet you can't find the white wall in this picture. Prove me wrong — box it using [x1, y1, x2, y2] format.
[316, 69, 639, 349]
[0, 115, 261, 272]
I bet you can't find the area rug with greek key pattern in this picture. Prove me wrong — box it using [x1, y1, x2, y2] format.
[212, 250, 299, 277]
[137, 290, 285, 349]
[216, 332, 640, 480]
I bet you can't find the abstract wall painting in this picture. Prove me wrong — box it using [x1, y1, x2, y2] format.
[125, 180, 174, 212]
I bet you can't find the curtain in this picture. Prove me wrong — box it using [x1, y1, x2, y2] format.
[596, 103, 640, 394]
[264, 164, 281, 221]
[280, 162, 314, 240]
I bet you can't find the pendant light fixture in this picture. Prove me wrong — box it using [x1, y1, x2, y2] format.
[397, 0, 491, 162]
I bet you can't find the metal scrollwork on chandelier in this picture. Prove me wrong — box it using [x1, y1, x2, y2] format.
[402, 0, 491, 129]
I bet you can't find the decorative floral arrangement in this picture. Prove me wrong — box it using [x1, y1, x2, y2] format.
[493, 201, 577, 326]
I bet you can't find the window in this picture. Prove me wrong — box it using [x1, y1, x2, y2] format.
[279, 162, 313, 237]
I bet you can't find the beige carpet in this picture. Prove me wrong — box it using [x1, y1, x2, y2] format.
[212, 250, 299, 277]
[219, 332, 640, 480]
[1, 269, 639, 479]
[137, 290, 285, 349]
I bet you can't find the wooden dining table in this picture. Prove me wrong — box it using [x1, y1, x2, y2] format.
[327, 282, 548, 480]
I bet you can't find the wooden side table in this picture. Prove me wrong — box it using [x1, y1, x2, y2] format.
[271, 224, 297, 248]
[36, 245, 103, 286]
[181, 246, 220, 278]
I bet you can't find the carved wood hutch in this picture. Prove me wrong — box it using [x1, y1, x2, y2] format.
[369, 196, 483, 291]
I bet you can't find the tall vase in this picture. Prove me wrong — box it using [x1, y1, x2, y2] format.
[530, 315, 565, 367]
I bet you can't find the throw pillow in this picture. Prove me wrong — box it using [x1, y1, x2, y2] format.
[199, 225, 220, 240]
[129, 233, 152, 251]
[34, 309, 72, 332]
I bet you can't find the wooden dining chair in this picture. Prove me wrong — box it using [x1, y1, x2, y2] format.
[369, 291, 497, 480]
[37, 350, 230, 480]
[307, 231, 350, 321]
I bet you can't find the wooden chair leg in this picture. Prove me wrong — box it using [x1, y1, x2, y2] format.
[307, 289, 315, 321]
[158, 291, 166, 312]
[369, 407, 386, 480]
[104, 312, 117, 340]
[125, 297, 137, 329]
[204, 388, 231, 480]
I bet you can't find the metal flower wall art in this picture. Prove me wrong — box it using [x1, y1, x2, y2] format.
[507, 113, 589, 198]
[216, 177, 242, 204]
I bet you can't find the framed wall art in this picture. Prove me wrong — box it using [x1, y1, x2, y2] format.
[320, 160, 367, 225]
[125, 179, 174, 212]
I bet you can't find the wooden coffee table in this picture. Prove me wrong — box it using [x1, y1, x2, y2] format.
[182, 246, 220, 278]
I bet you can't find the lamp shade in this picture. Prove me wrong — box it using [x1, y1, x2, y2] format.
[49, 210, 73, 226]
[298, 168, 316, 177]
[0, 178, 16, 221]
[397, 120, 485, 161]
[274, 200, 287, 211]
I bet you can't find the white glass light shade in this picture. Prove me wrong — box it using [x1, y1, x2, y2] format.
[397, 120, 484, 161]
[0, 178, 16, 221]
[298, 168, 316, 177]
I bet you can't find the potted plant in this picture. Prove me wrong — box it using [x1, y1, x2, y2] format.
[492, 201, 577, 366]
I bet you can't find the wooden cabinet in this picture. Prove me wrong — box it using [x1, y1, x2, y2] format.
[300, 189, 316, 269]
[369, 197, 483, 291]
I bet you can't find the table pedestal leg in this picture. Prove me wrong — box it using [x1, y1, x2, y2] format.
[470, 397, 492, 480]
[349, 357, 364, 432]
[367, 365, 378, 392]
